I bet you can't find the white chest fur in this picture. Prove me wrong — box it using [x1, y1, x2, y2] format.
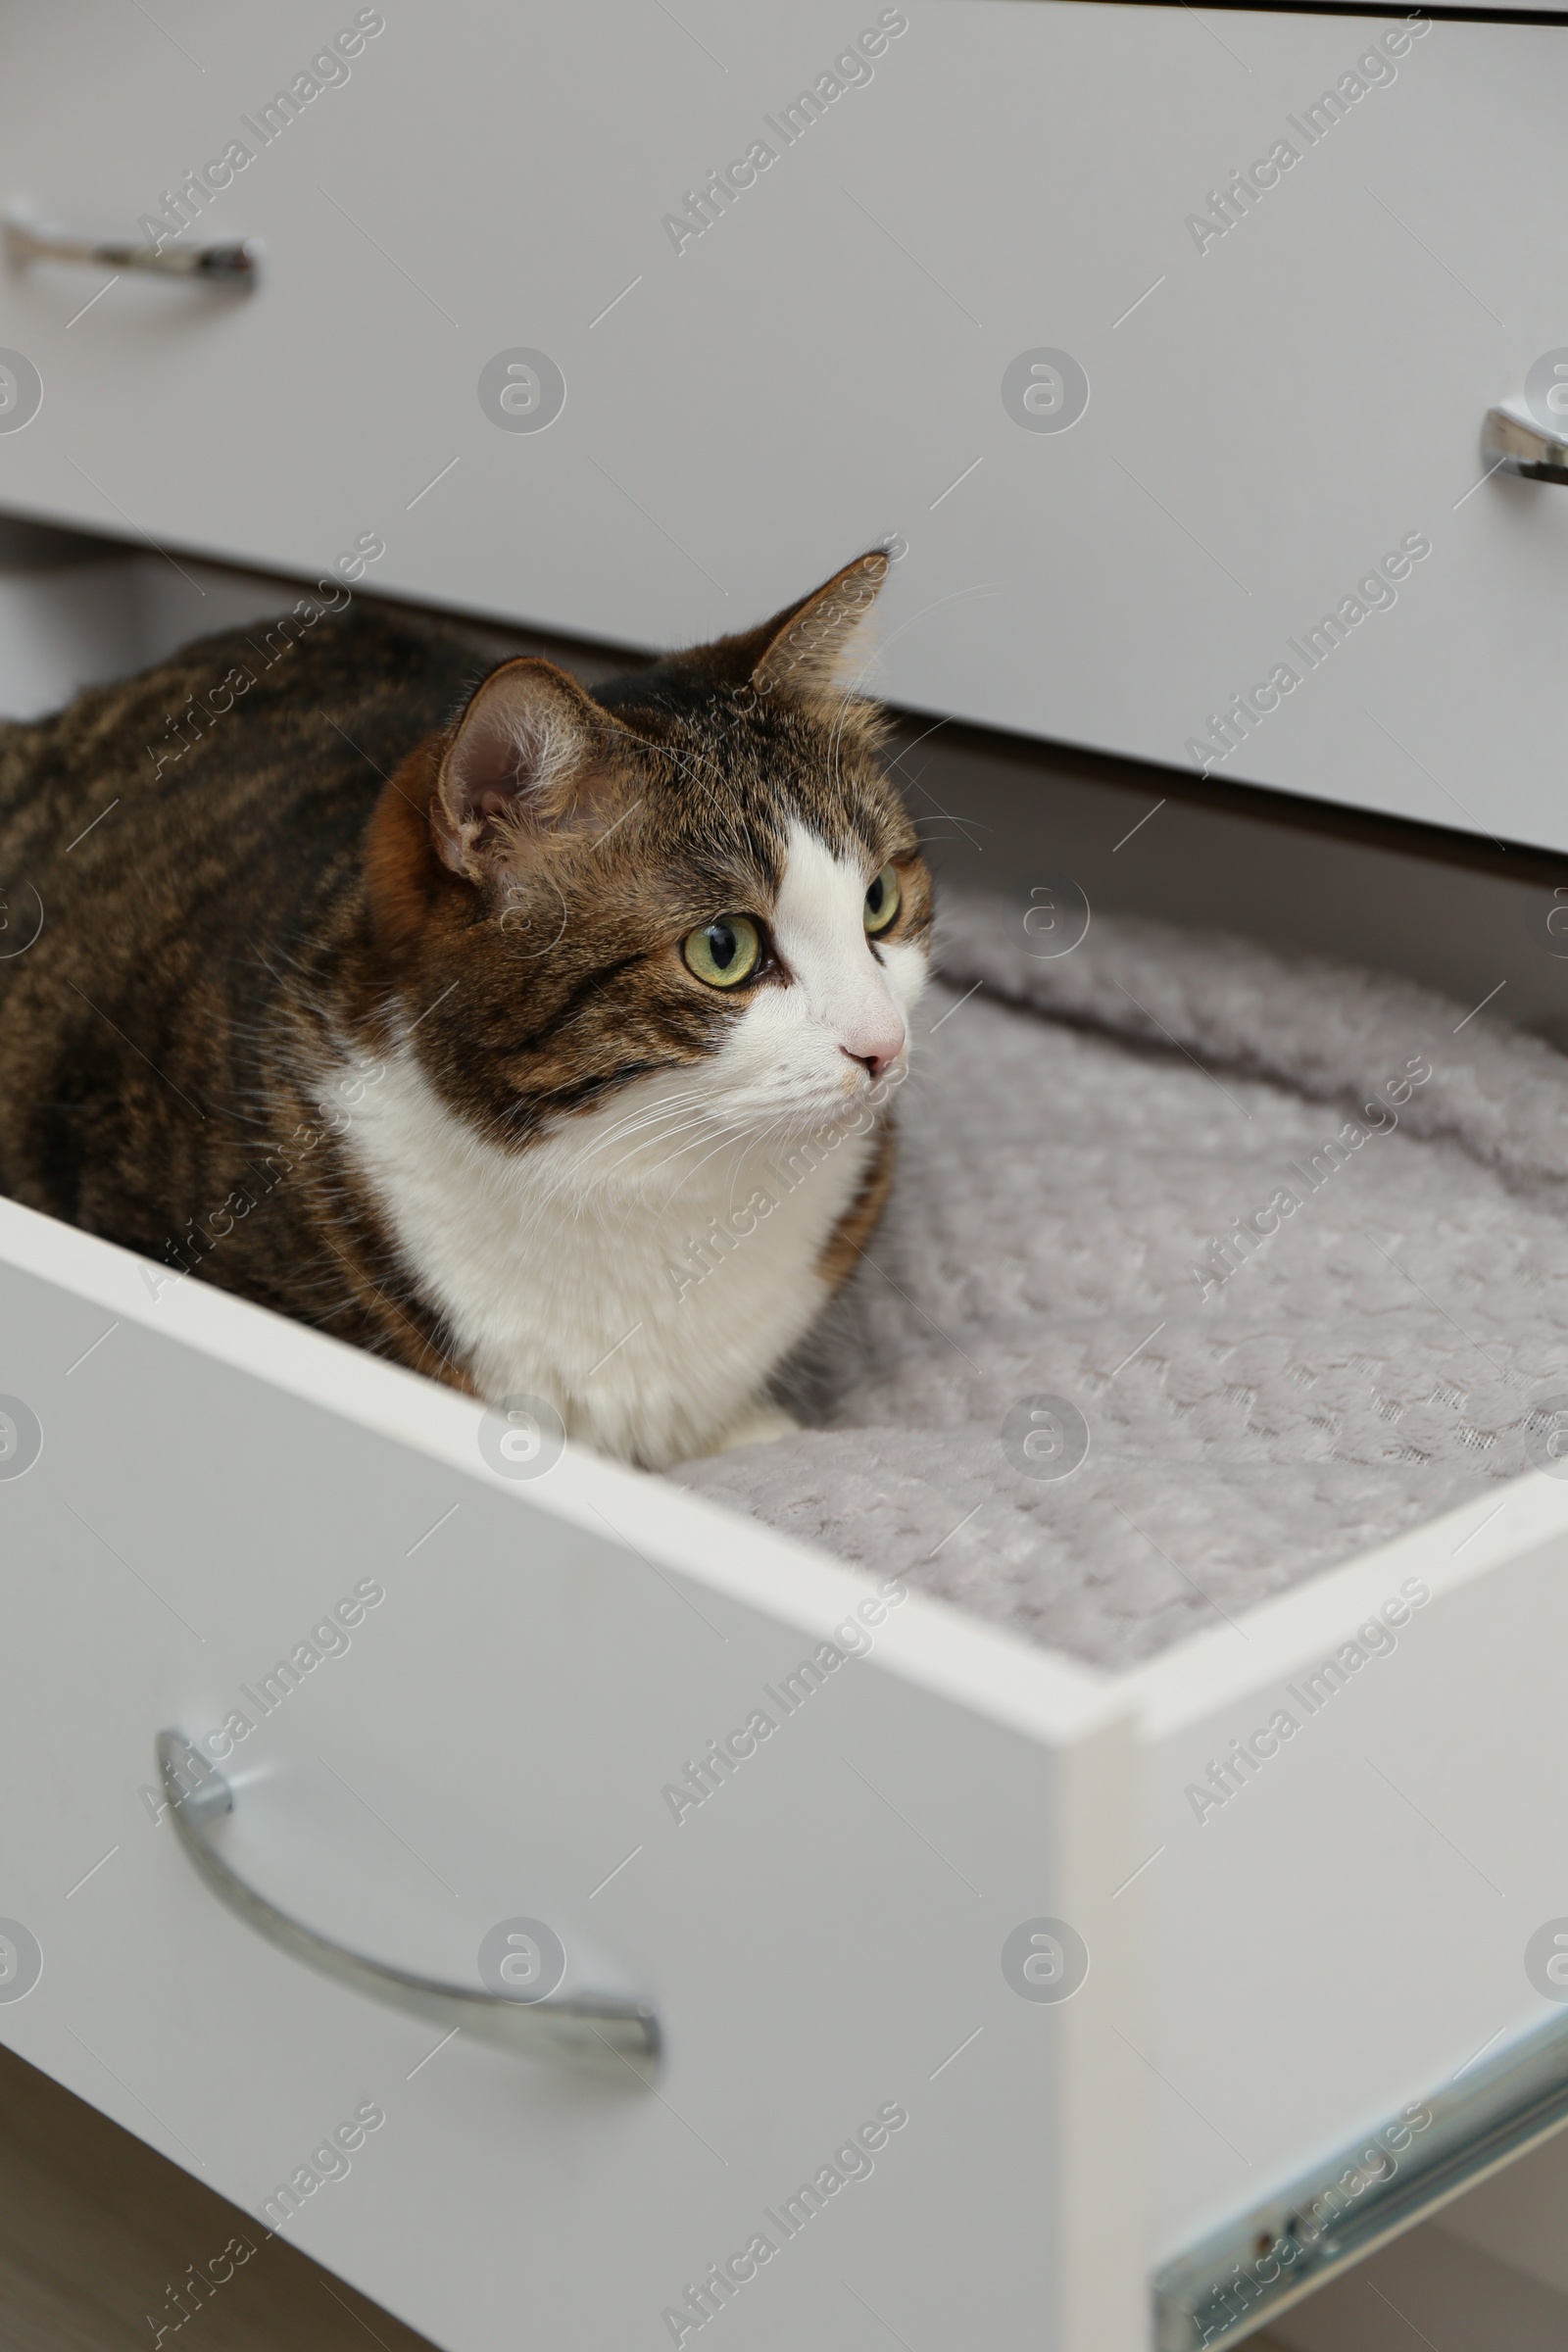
[326, 1047, 881, 1468]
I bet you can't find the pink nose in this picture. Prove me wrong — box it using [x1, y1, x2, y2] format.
[840, 1020, 906, 1082]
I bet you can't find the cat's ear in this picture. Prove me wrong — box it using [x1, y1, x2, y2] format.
[432, 659, 606, 880]
[750, 549, 888, 702]
[677, 551, 889, 708]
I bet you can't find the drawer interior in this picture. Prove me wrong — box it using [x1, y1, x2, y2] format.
[2, 513, 1564, 1673]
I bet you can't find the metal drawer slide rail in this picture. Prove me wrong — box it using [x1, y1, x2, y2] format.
[1153, 2005, 1568, 2347]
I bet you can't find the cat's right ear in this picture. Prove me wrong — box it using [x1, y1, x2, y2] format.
[431, 658, 606, 883]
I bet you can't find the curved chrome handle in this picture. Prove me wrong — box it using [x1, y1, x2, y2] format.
[5, 216, 261, 288]
[156, 1732, 660, 2077]
[1483, 405, 1568, 486]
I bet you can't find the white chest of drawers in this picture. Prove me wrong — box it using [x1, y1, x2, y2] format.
[6, 7, 1568, 2349]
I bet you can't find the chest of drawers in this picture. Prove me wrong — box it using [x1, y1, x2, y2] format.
[5, 7, 1568, 2347]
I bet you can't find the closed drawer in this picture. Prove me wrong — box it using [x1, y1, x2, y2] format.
[3, 3, 1568, 848]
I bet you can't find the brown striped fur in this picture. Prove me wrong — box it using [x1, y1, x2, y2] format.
[0, 558, 931, 1396]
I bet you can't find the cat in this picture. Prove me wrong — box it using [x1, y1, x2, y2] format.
[0, 551, 932, 1468]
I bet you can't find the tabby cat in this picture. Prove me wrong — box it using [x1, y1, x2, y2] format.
[0, 552, 931, 1468]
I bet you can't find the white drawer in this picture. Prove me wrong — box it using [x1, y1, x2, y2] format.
[0, 1200, 1144, 2352]
[3, 1189, 1568, 2352]
[3, 3, 1568, 850]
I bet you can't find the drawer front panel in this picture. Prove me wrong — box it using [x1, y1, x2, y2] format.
[2, 4, 1567, 847]
[0, 1224, 1141, 2352]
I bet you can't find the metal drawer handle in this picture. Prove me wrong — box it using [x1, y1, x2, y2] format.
[156, 1733, 660, 2077]
[1483, 404, 1568, 486]
[4, 215, 261, 288]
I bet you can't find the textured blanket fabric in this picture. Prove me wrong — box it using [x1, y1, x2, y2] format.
[673, 889, 1568, 1669]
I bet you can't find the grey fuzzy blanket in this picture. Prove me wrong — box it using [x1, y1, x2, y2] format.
[675, 890, 1568, 1669]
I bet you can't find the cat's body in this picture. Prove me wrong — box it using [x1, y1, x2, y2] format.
[0, 557, 930, 1466]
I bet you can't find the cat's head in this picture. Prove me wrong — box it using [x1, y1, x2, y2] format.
[366, 552, 931, 1159]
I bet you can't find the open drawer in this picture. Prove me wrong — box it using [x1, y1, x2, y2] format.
[0, 1198, 1140, 2352]
[2, 1173, 1567, 2352]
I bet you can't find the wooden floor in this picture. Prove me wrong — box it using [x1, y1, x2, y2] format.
[0, 2043, 436, 2352]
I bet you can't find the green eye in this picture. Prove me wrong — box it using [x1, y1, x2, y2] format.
[682, 914, 762, 989]
[863, 862, 901, 935]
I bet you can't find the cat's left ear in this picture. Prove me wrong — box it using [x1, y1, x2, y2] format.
[750, 549, 888, 703]
[431, 658, 607, 882]
[676, 551, 888, 706]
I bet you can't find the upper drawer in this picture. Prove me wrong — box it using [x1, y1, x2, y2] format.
[3, 2, 1567, 850]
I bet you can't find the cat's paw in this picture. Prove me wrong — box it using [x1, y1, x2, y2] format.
[710, 1404, 801, 1454]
